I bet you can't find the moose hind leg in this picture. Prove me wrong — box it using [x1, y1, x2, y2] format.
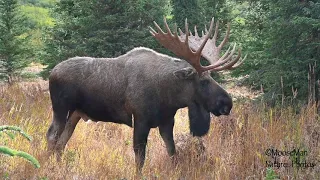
[133, 121, 150, 174]
[55, 111, 81, 158]
[159, 119, 176, 157]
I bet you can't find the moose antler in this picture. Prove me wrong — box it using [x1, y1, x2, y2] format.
[149, 17, 246, 74]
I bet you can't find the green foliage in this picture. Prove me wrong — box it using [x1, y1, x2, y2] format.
[265, 168, 280, 180]
[0, 125, 40, 168]
[19, 0, 57, 8]
[171, 0, 203, 27]
[0, 0, 33, 83]
[20, 5, 55, 28]
[231, 0, 320, 102]
[41, 0, 170, 78]
[200, 0, 229, 21]
[0, 125, 32, 141]
[171, 0, 229, 31]
[0, 146, 40, 168]
[18, 4, 54, 63]
[7, 0, 316, 103]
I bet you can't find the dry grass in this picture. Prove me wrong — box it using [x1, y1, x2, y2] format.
[0, 84, 319, 180]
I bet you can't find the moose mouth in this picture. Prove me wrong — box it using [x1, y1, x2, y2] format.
[211, 108, 231, 116]
[211, 110, 222, 116]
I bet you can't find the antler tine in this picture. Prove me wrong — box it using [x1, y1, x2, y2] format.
[149, 26, 157, 36]
[218, 45, 232, 62]
[212, 49, 242, 71]
[173, 23, 178, 36]
[150, 17, 205, 73]
[207, 43, 239, 69]
[228, 54, 247, 70]
[218, 23, 230, 49]
[153, 21, 165, 34]
[172, 23, 182, 42]
[178, 28, 183, 36]
[194, 26, 198, 37]
[207, 45, 232, 68]
[163, 16, 172, 36]
[185, 18, 190, 48]
[183, 19, 246, 72]
[151, 16, 246, 74]
[203, 43, 237, 70]
[218, 43, 237, 63]
[212, 20, 219, 45]
[196, 17, 214, 56]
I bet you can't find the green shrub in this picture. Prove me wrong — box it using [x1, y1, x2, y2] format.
[0, 125, 40, 168]
[265, 168, 280, 180]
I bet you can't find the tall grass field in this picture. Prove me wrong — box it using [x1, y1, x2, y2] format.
[0, 84, 319, 179]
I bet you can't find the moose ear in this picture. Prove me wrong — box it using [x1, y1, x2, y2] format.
[188, 101, 211, 137]
[173, 67, 196, 79]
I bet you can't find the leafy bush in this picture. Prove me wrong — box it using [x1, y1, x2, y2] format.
[265, 168, 280, 180]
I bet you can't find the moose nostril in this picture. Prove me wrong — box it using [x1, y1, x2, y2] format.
[221, 106, 231, 115]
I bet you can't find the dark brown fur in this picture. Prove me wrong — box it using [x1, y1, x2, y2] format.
[46, 47, 232, 172]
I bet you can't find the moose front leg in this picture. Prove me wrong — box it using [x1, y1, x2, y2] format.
[55, 111, 81, 159]
[46, 111, 67, 152]
[133, 121, 150, 174]
[159, 119, 176, 157]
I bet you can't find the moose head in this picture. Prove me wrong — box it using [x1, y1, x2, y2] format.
[149, 17, 246, 136]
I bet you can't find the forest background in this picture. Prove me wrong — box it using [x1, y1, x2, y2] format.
[0, 0, 319, 103]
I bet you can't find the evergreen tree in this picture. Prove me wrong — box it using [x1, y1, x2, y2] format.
[199, 0, 229, 21]
[0, 0, 32, 83]
[41, 0, 169, 78]
[171, 0, 204, 28]
[241, 0, 320, 101]
[171, 0, 230, 35]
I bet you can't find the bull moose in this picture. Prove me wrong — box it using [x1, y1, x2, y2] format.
[46, 17, 246, 172]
